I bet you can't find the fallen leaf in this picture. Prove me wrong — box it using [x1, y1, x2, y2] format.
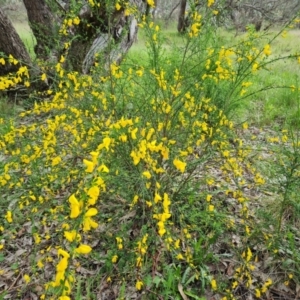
[178, 282, 189, 300]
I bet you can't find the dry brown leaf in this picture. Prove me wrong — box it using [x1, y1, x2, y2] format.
[178, 282, 189, 300]
[119, 210, 136, 222]
[75, 266, 97, 275]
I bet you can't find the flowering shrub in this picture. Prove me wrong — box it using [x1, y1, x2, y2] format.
[0, 1, 300, 299]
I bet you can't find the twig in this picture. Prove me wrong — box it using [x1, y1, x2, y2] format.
[166, 1, 180, 21]
[7, 271, 22, 291]
[53, 0, 68, 12]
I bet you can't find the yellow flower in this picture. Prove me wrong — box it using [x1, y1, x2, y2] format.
[176, 253, 184, 260]
[263, 44, 271, 56]
[208, 204, 214, 212]
[130, 128, 138, 139]
[97, 164, 109, 173]
[33, 233, 41, 244]
[23, 274, 31, 284]
[88, 0, 95, 7]
[154, 192, 162, 203]
[102, 137, 111, 151]
[64, 230, 80, 242]
[281, 30, 287, 38]
[37, 259, 44, 268]
[208, 0, 214, 7]
[111, 255, 118, 263]
[41, 73, 47, 81]
[136, 69, 143, 77]
[83, 159, 95, 173]
[158, 226, 166, 236]
[52, 156, 61, 166]
[83, 216, 98, 231]
[246, 247, 252, 262]
[56, 257, 68, 273]
[69, 194, 81, 218]
[75, 244, 92, 254]
[5, 211, 12, 223]
[116, 237, 122, 244]
[9, 54, 18, 65]
[147, 0, 155, 7]
[173, 158, 186, 173]
[58, 249, 70, 258]
[142, 171, 151, 179]
[206, 194, 212, 202]
[242, 122, 248, 130]
[161, 146, 169, 160]
[265, 278, 272, 287]
[87, 186, 100, 205]
[189, 23, 201, 37]
[115, 2, 121, 10]
[252, 63, 259, 72]
[85, 208, 98, 217]
[130, 151, 140, 165]
[136, 256, 142, 267]
[73, 17, 80, 25]
[62, 223, 70, 230]
[135, 280, 143, 290]
[119, 134, 127, 142]
[255, 289, 261, 298]
[211, 278, 217, 290]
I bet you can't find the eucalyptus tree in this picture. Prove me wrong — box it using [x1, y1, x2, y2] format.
[0, 0, 151, 78]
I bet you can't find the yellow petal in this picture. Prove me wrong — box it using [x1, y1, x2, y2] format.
[75, 244, 92, 254]
[173, 158, 186, 173]
[85, 208, 98, 217]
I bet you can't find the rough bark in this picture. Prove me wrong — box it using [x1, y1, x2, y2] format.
[177, 0, 187, 33]
[225, 0, 300, 32]
[0, 7, 31, 75]
[68, 0, 144, 73]
[0, 0, 146, 80]
[23, 0, 57, 59]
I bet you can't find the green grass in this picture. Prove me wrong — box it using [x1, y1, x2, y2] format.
[130, 24, 300, 130]
[13, 21, 36, 59]
[6, 5, 36, 59]
[129, 21, 187, 64]
[216, 28, 300, 129]
[0, 96, 25, 120]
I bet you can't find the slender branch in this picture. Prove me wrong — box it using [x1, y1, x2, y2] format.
[53, 0, 68, 12]
[167, 1, 180, 21]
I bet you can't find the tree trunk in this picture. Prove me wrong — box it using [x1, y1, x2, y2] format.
[177, 0, 187, 33]
[67, 0, 145, 73]
[0, 7, 31, 75]
[23, 0, 57, 59]
[0, 0, 146, 88]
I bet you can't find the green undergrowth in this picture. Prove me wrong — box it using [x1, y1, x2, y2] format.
[8, 5, 36, 59]
[218, 28, 300, 129]
[0, 4, 300, 300]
